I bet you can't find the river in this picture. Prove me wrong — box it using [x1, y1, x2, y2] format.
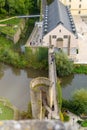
[1, 63, 87, 111]
[0, 63, 48, 111]
[61, 74, 87, 100]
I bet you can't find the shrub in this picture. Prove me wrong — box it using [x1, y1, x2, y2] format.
[62, 89, 87, 116]
[63, 114, 70, 122]
[81, 120, 87, 127]
[55, 52, 74, 77]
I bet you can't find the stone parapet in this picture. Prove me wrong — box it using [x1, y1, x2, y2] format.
[0, 120, 73, 130]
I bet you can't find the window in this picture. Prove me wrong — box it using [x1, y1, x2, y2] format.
[59, 29, 61, 32]
[69, 5, 71, 8]
[52, 35, 56, 38]
[79, 4, 81, 8]
[78, 11, 81, 14]
[64, 35, 68, 38]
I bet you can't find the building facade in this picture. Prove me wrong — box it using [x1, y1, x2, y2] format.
[60, 0, 87, 15]
[43, 0, 78, 60]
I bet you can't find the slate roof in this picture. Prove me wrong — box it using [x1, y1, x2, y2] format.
[43, 0, 78, 38]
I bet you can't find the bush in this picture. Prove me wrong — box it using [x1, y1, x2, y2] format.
[74, 64, 87, 74]
[62, 89, 87, 116]
[81, 120, 87, 127]
[63, 114, 70, 122]
[55, 52, 74, 77]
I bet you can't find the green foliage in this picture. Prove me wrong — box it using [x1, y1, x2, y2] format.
[81, 120, 87, 127]
[63, 114, 70, 122]
[36, 47, 48, 69]
[62, 89, 87, 115]
[59, 112, 64, 121]
[55, 52, 74, 77]
[0, 0, 37, 16]
[0, 97, 14, 120]
[0, 18, 21, 24]
[73, 89, 87, 114]
[74, 64, 87, 74]
[0, 18, 22, 37]
[56, 81, 62, 113]
[0, 101, 14, 120]
[0, 36, 48, 70]
[21, 102, 32, 119]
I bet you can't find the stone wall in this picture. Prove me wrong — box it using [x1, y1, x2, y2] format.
[0, 120, 75, 130]
[4, 19, 26, 44]
[13, 19, 26, 43]
[30, 77, 51, 119]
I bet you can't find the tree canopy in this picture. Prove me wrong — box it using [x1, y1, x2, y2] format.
[55, 51, 74, 77]
[0, 0, 39, 16]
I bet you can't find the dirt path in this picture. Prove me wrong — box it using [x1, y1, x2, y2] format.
[0, 24, 7, 27]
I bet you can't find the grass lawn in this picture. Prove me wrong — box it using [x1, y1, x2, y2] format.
[0, 18, 22, 36]
[0, 102, 14, 120]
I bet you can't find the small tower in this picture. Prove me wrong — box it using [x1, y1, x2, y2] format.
[30, 77, 51, 119]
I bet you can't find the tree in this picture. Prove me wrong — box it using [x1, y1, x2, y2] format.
[0, 0, 36, 15]
[0, 0, 6, 14]
[55, 52, 74, 77]
[62, 89, 87, 115]
[73, 89, 87, 114]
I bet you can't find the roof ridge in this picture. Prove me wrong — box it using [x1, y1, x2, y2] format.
[56, 0, 63, 24]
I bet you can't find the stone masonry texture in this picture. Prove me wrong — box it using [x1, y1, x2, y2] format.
[0, 120, 74, 130]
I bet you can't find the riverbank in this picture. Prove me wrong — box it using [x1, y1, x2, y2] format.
[0, 17, 48, 70]
[74, 64, 87, 74]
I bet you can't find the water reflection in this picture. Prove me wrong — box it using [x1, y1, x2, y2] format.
[0, 63, 5, 79]
[62, 74, 87, 100]
[60, 74, 74, 87]
[26, 68, 48, 78]
[11, 67, 21, 76]
[0, 63, 48, 111]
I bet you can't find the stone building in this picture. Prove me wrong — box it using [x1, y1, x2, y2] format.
[60, 0, 87, 15]
[42, 0, 78, 60]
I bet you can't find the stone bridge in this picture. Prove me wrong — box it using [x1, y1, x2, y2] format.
[26, 26, 59, 119]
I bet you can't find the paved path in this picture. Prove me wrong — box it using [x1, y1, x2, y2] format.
[73, 16, 87, 64]
[26, 22, 44, 47]
[48, 47, 59, 119]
